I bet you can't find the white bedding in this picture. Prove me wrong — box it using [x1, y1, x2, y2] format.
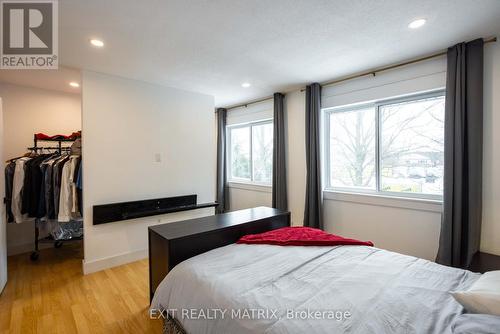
[151, 244, 480, 334]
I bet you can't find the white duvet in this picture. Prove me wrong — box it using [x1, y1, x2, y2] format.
[151, 244, 480, 334]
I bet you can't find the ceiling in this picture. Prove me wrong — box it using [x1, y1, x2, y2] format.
[2, 0, 500, 106]
[0, 67, 81, 94]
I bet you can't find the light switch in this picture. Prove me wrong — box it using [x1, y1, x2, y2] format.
[155, 153, 161, 162]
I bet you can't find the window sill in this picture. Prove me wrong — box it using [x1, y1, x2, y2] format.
[228, 181, 272, 193]
[323, 190, 442, 213]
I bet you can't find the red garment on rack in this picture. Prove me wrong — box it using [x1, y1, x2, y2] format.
[35, 132, 81, 140]
[35, 133, 69, 140]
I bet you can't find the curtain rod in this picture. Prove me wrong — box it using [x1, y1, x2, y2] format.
[224, 96, 274, 111]
[223, 36, 496, 110]
[309, 36, 496, 91]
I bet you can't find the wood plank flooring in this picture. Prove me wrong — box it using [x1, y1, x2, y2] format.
[0, 243, 163, 333]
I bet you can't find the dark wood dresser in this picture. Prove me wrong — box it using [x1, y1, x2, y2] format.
[148, 206, 290, 301]
[468, 251, 500, 273]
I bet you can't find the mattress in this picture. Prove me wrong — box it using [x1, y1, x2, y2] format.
[151, 244, 480, 334]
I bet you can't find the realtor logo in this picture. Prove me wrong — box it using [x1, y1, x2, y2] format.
[1, 0, 58, 69]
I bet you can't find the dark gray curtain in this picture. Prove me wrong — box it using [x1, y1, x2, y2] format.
[303, 83, 323, 229]
[216, 108, 228, 214]
[272, 93, 288, 211]
[436, 39, 484, 268]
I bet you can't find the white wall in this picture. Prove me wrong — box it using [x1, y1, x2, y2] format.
[321, 57, 446, 108]
[0, 97, 6, 293]
[228, 184, 271, 211]
[323, 194, 441, 260]
[82, 71, 216, 274]
[285, 90, 307, 226]
[0, 84, 81, 255]
[481, 40, 500, 255]
[226, 100, 273, 126]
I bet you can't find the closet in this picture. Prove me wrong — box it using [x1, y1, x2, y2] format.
[5, 132, 83, 260]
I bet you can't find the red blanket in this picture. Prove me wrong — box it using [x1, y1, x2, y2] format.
[237, 227, 374, 247]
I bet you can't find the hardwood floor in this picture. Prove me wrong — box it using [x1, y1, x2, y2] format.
[0, 243, 163, 334]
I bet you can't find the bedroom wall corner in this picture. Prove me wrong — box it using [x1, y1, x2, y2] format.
[226, 89, 307, 228]
[285, 90, 307, 226]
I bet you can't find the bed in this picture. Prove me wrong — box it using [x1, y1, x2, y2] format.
[149, 208, 481, 334]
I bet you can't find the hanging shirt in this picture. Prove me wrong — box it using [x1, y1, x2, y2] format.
[37, 156, 58, 219]
[58, 156, 79, 222]
[11, 157, 33, 223]
[58, 159, 72, 222]
[41, 157, 57, 219]
[22, 154, 50, 217]
[70, 138, 81, 155]
[76, 162, 82, 190]
[52, 155, 69, 218]
[76, 162, 83, 215]
[71, 156, 81, 215]
[4, 161, 16, 223]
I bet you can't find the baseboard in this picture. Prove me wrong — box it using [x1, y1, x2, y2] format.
[82, 248, 148, 274]
[7, 242, 51, 256]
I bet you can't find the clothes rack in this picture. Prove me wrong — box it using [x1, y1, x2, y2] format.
[29, 135, 82, 261]
[27, 146, 71, 151]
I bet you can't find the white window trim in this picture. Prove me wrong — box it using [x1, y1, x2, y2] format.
[227, 118, 273, 186]
[323, 190, 442, 213]
[228, 181, 272, 193]
[323, 89, 445, 202]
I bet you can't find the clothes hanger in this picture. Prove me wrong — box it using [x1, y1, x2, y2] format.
[5, 157, 20, 163]
[5, 150, 35, 163]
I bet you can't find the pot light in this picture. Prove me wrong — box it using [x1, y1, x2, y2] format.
[408, 18, 426, 29]
[241, 82, 251, 88]
[89, 39, 104, 47]
[69, 82, 80, 88]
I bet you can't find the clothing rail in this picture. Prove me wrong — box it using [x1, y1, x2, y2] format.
[222, 36, 496, 110]
[30, 134, 81, 261]
[27, 146, 71, 151]
[32, 134, 77, 154]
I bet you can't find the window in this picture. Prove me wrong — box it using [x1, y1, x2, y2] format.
[329, 105, 376, 190]
[325, 91, 445, 200]
[228, 120, 273, 185]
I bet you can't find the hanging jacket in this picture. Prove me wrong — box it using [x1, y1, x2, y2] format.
[4, 161, 16, 223]
[22, 154, 50, 217]
[52, 155, 69, 218]
[36, 156, 58, 219]
[11, 157, 32, 223]
[58, 156, 79, 222]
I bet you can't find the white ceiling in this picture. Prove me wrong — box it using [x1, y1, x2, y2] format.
[0, 67, 81, 94]
[3, 0, 500, 106]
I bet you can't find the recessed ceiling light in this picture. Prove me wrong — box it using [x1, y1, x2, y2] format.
[89, 39, 104, 47]
[408, 18, 426, 29]
[241, 82, 251, 88]
[69, 82, 80, 88]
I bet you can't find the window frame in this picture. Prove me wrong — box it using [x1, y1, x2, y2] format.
[227, 118, 273, 186]
[323, 89, 445, 201]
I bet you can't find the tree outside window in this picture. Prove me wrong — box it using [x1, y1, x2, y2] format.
[327, 92, 445, 199]
[228, 120, 273, 185]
